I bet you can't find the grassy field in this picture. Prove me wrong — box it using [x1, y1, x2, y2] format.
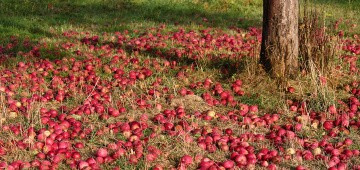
[0, 0, 359, 40]
[0, 0, 261, 39]
[0, 0, 359, 170]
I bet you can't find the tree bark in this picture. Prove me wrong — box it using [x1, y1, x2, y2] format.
[260, 0, 299, 78]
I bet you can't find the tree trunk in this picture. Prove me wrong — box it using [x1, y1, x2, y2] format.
[260, 0, 299, 79]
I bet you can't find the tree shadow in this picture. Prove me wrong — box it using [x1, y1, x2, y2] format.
[120, 41, 249, 80]
[0, 0, 262, 39]
[0, 0, 262, 79]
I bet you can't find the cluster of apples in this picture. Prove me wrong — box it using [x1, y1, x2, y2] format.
[0, 24, 359, 169]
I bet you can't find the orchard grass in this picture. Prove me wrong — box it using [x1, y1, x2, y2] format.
[0, 0, 359, 170]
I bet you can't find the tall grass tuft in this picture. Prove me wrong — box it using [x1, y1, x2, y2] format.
[298, 0, 343, 111]
[299, 0, 342, 75]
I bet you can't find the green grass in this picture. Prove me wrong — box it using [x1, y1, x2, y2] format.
[0, 0, 359, 43]
[306, 0, 360, 34]
[0, 0, 263, 41]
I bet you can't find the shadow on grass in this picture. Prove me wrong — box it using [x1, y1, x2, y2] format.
[0, 0, 262, 40]
[0, 0, 261, 76]
[122, 42, 248, 80]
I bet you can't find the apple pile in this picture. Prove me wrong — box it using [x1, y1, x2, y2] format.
[0, 24, 359, 170]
